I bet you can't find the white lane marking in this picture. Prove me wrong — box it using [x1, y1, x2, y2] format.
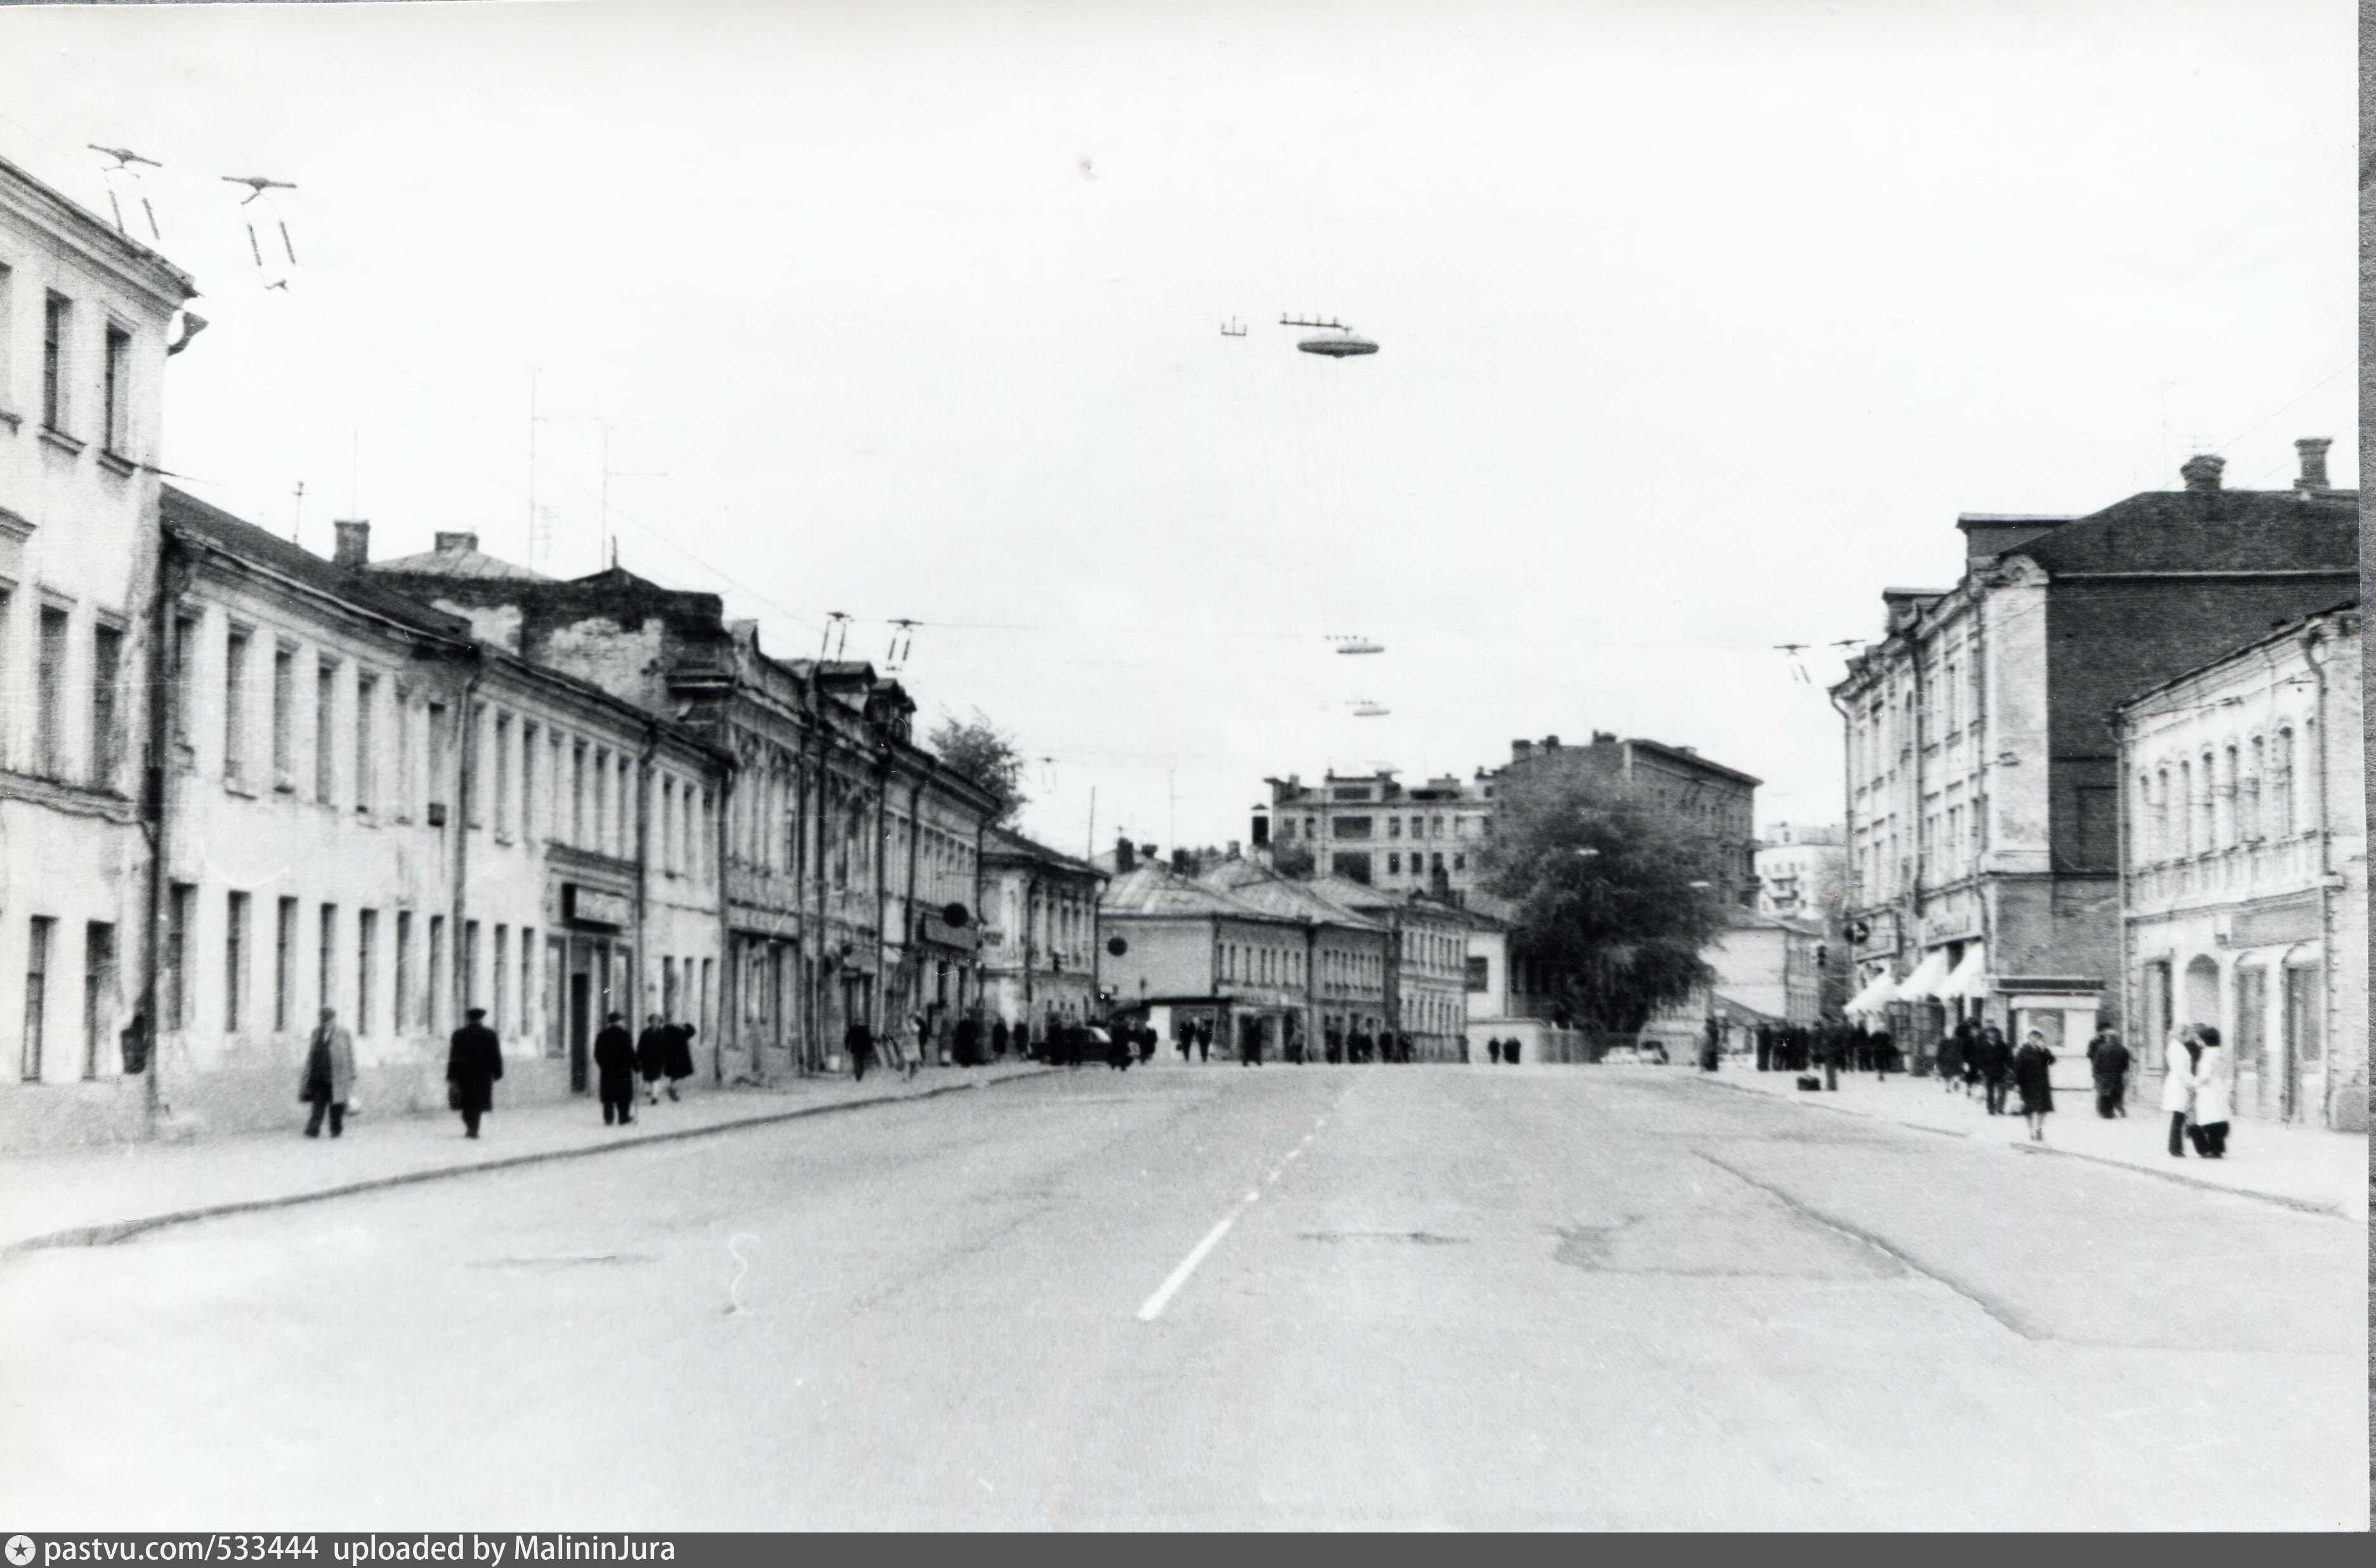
[1285, 1147, 1303, 1161]
[1136, 1213, 1240, 1321]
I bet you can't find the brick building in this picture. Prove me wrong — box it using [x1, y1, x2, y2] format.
[1834, 447, 2358, 1069]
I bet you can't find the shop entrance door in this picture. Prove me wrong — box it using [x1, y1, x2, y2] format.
[568, 971, 591, 1093]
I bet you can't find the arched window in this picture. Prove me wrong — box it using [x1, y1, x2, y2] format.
[2243, 736, 2264, 840]
[2270, 729, 2295, 838]
[2176, 761, 2193, 856]
[2138, 772, 2157, 862]
[2198, 752, 2217, 849]
[2221, 745, 2240, 847]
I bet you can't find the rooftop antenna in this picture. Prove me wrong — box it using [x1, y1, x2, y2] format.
[223, 174, 298, 289]
[1219, 317, 1247, 337]
[89, 145, 161, 240]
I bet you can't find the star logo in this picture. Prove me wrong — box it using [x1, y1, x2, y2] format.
[6, 1535, 35, 1566]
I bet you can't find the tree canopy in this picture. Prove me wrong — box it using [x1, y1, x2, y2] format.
[926, 712, 1027, 826]
[1477, 765, 1728, 1033]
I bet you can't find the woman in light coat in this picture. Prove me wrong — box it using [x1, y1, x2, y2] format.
[2162, 1026, 2202, 1158]
[2186, 1024, 2233, 1158]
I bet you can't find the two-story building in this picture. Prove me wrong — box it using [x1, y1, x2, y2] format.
[1201, 858, 1391, 1058]
[0, 154, 197, 1147]
[1098, 849, 1313, 1062]
[1833, 448, 2358, 1071]
[2113, 601, 2363, 1131]
[977, 825, 1105, 1039]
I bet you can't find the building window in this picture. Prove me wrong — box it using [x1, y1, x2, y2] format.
[1332, 816, 1374, 840]
[224, 892, 248, 1033]
[356, 910, 376, 1036]
[593, 747, 609, 852]
[520, 722, 538, 841]
[354, 674, 377, 813]
[1388, 816, 1402, 838]
[102, 324, 131, 455]
[317, 904, 338, 1019]
[41, 292, 69, 432]
[81, 922, 115, 1080]
[492, 712, 512, 837]
[169, 610, 197, 749]
[492, 924, 509, 1033]
[428, 915, 447, 1036]
[89, 623, 122, 789]
[463, 919, 481, 1012]
[2243, 738, 2264, 840]
[426, 702, 449, 819]
[1387, 853, 1401, 875]
[394, 686, 414, 819]
[34, 606, 68, 778]
[2198, 752, 2217, 849]
[315, 662, 338, 804]
[520, 927, 535, 1043]
[393, 911, 413, 1033]
[23, 917, 53, 1081]
[163, 882, 193, 1030]
[2269, 730, 2295, 837]
[275, 897, 298, 1031]
[270, 644, 296, 785]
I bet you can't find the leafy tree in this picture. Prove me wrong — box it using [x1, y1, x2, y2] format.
[927, 712, 1027, 826]
[1268, 839, 1317, 879]
[1478, 765, 1727, 1033]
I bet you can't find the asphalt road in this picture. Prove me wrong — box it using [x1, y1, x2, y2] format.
[2, 1065, 2363, 1529]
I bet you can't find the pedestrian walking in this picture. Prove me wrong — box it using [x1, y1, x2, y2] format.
[1505, 1037, 1522, 1065]
[2012, 1028, 2055, 1141]
[1488, 1037, 1502, 1064]
[2162, 1026, 2201, 1156]
[1013, 1018, 1031, 1062]
[1196, 1023, 1211, 1063]
[846, 1019, 876, 1082]
[908, 1012, 929, 1080]
[1872, 1028, 1895, 1081]
[991, 1017, 1010, 1059]
[1979, 1024, 2012, 1114]
[446, 1006, 504, 1139]
[955, 1012, 981, 1068]
[664, 1018, 697, 1097]
[635, 1013, 671, 1105]
[298, 1005, 355, 1138]
[1936, 1024, 1966, 1092]
[2186, 1024, 2233, 1158]
[593, 1012, 637, 1126]
[2085, 1027, 2130, 1118]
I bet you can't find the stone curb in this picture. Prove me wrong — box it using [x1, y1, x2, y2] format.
[1695, 1073, 2354, 1218]
[0, 1068, 1056, 1259]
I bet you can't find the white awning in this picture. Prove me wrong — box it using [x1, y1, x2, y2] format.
[1844, 970, 1898, 1017]
[1892, 948, 1954, 1002]
[1945, 944, 1989, 999]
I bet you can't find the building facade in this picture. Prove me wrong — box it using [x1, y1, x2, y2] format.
[1833, 449, 2358, 1071]
[1755, 823, 1845, 921]
[2113, 602, 2363, 1131]
[1098, 853, 1312, 1061]
[0, 155, 196, 1146]
[976, 825, 1105, 1038]
[1200, 858, 1391, 1056]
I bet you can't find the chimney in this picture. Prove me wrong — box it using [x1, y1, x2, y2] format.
[1115, 837, 1135, 873]
[433, 530, 479, 555]
[1226, 840, 1242, 860]
[1511, 739, 1533, 761]
[2178, 454, 2225, 493]
[1171, 848, 1194, 875]
[2294, 437, 2332, 491]
[332, 519, 370, 568]
[1591, 730, 1617, 745]
[1250, 812, 1271, 848]
[1542, 735, 1561, 750]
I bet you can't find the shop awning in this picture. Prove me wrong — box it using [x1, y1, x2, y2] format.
[1945, 944, 1989, 999]
[1892, 948, 1954, 1002]
[1844, 970, 1898, 1017]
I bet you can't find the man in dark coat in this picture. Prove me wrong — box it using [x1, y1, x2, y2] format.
[846, 1019, 875, 1081]
[1979, 1024, 2014, 1114]
[447, 1007, 504, 1139]
[2085, 1028, 2130, 1118]
[1938, 1021, 1969, 1093]
[991, 1018, 1010, 1059]
[636, 1014, 673, 1105]
[1012, 1018, 1031, 1062]
[664, 1019, 697, 1095]
[593, 1012, 637, 1126]
[299, 1005, 357, 1138]
[954, 1012, 981, 1067]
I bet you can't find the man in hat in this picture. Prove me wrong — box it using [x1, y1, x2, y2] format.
[446, 1007, 504, 1139]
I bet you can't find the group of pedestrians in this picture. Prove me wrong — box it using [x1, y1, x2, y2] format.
[2159, 1023, 2233, 1158]
[1754, 1023, 1901, 1080]
[1483, 1036, 1523, 1064]
[297, 1001, 515, 1141]
[591, 1012, 699, 1126]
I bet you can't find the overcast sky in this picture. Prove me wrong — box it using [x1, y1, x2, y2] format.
[0, 0, 2354, 854]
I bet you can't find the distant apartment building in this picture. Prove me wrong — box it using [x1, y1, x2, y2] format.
[1755, 822, 1844, 922]
[2113, 601, 2363, 1131]
[977, 825, 1105, 1035]
[1834, 448, 2358, 1068]
[1261, 731, 1759, 906]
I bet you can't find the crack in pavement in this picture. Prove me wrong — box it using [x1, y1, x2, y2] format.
[1693, 1149, 2049, 1341]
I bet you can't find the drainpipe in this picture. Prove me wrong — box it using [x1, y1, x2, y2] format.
[712, 752, 732, 1085]
[449, 665, 483, 1036]
[903, 770, 926, 1047]
[2111, 705, 2134, 1101]
[635, 720, 658, 1052]
[872, 745, 891, 1035]
[2298, 618, 2337, 1127]
[138, 526, 185, 1132]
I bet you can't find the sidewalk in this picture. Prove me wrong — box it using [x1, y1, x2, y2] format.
[0, 1061, 1053, 1257]
[1709, 1064, 2368, 1221]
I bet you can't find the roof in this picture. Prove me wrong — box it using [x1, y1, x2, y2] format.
[983, 825, 1105, 880]
[1200, 862, 1388, 931]
[1099, 863, 1291, 922]
[2112, 598, 2360, 715]
[0, 154, 198, 305]
[162, 487, 473, 643]
[2017, 485, 2358, 577]
[371, 547, 552, 582]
